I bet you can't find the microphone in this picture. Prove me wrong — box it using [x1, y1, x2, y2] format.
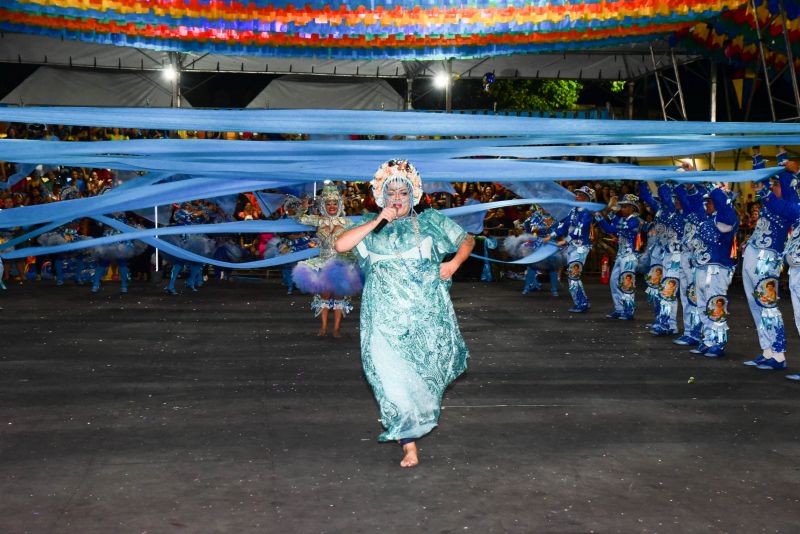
[374, 203, 400, 234]
[373, 203, 421, 234]
[373, 218, 389, 234]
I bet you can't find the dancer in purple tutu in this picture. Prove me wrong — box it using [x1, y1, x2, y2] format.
[292, 184, 363, 338]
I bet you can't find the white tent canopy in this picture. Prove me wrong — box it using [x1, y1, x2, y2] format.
[246, 75, 404, 110]
[0, 32, 699, 81]
[0, 66, 188, 107]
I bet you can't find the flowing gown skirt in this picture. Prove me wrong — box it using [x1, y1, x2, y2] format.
[360, 258, 468, 441]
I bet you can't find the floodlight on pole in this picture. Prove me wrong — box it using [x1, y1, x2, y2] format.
[433, 72, 450, 89]
[162, 65, 178, 81]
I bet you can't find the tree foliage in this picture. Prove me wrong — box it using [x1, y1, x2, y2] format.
[488, 79, 584, 112]
[609, 80, 626, 93]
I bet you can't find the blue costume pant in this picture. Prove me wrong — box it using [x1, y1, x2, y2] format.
[524, 266, 558, 295]
[480, 259, 493, 282]
[742, 247, 786, 358]
[167, 262, 183, 292]
[524, 267, 541, 291]
[610, 252, 638, 317]
[93, 260, 128, 292]
[480, 239, 494, 282]
[566, 244, 590, 309]
[55, 255, 88, 285]
[55, 257, 66, 285]
[644, 246, 665, 317]
[213, 248, 233, 280]
[655, 251, 682, 332]
[168, 261, 202, 292]
[282, 263, 297, 292]
[187, 263, 203, 288]
[679, 252, 702, 341]
[695, 264, 733, 348]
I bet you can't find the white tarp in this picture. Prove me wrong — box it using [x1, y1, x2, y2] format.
[0, 32, 699, 81]
[246, 75, 404, 110]
[0, 66, 188, 107]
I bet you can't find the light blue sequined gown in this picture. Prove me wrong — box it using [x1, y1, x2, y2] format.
[354, 210, 469, 442]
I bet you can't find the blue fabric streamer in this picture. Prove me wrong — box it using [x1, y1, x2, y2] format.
[423, 181, 456, 194]
[0, 144, 779, 187]
[3, 108, 800, 137]
[5, 136, 800, 163]
[0, 163, 36, 191]
[501, 180, 573, 220]
[0, 198, 598, 264]
[451, 198, 486, 234]
[0, 177, 290, 227]
[471, 243, 561, 265]
[2, 216, 320, 267]
[253, 191, 288, 217]
[0, 108, 786, 266]
[439, 198, 604, 217]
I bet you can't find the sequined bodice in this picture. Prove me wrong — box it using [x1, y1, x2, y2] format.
[298, 214, 352, 260]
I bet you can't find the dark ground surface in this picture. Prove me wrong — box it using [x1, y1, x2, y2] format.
[2, 275, 800, 534]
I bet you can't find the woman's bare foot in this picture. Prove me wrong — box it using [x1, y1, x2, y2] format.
[317, 327, 327, 337]
[400, 442, 419, 468]
[332, 329, 342, 338]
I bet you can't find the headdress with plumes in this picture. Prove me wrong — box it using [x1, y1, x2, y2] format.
[371, 159, 423, 208]
[316, 184, 345, 217]
[282, 195, 302, 217]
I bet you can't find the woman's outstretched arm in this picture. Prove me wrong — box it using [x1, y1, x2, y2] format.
[335, 207, 396, 253]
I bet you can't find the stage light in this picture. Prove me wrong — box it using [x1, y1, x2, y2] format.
[162, 65, 178, 81]
[433, 72, 450, 89]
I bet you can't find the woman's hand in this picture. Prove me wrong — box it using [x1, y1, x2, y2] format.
[379, 206, 398, 224]
[440, 260, 459, 280]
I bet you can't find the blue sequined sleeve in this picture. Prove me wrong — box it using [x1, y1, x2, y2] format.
[423, 209, 467, 256]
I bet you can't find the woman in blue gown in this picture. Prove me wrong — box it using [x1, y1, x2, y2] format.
[335, 160, 475, 468]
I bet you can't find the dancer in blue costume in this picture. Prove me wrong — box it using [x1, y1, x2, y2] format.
[595, 194, 643, 320]
[672, 184, 709, 346]
[685, 187, 739, 358]
[642, 183, 686, 336]
[755, 159, 800, 379]
[545, 186, 595, 312]
[91, 213, 147, 293]
[37, 221, 93, 286]
[518, 208, 550, 294]
[639, 182, 670, 324]
[334, 159, 475, 468]
[740, 151, 790, 369]
[163, 202, 215, 295]
[291, 185, 363, 338]
[503, 209, 565, 296]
